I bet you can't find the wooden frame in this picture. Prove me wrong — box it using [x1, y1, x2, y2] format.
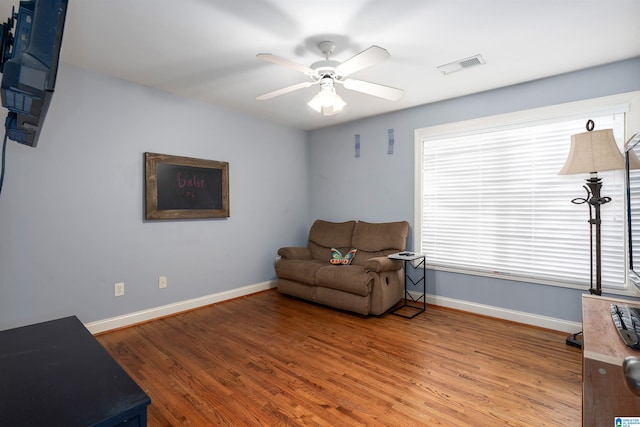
[144, 152, 229, 220]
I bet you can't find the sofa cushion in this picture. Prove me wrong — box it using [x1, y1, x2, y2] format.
[275, 259, 325, 285]
[352, 220, 409, 252]
[308, 220, 356, 259]
[315, 265, 372, 296]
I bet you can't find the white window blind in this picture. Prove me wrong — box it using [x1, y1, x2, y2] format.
[421, 113, 627, 289]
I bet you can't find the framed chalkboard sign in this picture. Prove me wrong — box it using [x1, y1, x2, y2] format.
[144, 152, 229, 220]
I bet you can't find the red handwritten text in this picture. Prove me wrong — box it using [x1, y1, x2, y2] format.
[177, 172, 205, 189]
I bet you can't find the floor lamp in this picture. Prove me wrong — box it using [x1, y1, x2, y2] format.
[559, 120, 625, 348]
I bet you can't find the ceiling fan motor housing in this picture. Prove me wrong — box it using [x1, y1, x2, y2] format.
[319, 75, 335, 89]
[310, 60, 342, 80]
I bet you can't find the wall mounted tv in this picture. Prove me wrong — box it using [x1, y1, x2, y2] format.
[0, 0, 68, 147]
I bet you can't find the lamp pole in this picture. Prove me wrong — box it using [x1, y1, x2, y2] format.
[577, 175, 612, 295]
[566, 174, 610, 348]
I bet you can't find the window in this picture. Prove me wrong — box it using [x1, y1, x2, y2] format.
[415, 93, 640, 291]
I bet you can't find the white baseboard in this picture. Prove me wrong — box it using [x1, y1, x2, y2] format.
[85, 280, 277, 334]
[86, 283, 581, 335]
[421, 292, 582, 333]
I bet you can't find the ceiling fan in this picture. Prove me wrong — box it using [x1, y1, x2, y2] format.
[256, 41, 404, 116]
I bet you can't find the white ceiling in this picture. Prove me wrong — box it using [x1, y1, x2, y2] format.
[11, 0, 640, 130]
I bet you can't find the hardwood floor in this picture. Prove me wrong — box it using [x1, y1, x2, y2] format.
[96, 289, 582, 426]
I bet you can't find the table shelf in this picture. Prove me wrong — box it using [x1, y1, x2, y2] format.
[388, 253, 426, 319]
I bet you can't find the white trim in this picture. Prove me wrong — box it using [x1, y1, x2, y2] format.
[85, 280, 277, 334]
[86, 281, 579, 335]
[414, 92, 638, 142]
[410, 291, 583, 333]
[413, 90, 640, 288]
[414, 128, 424, 256]
[423, 264, 639, 298]
[414, 91, 640, 256]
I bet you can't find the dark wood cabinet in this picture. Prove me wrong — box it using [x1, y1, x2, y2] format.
[582, 294, 640, 426]
[0, 316, 150, 426]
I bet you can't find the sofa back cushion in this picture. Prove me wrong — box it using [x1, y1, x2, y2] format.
[308, 220, 357, 261]
[351, 220, 409, 265]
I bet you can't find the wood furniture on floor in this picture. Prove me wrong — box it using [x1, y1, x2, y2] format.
[0, 315, 151, 427]
[582, 294, 640, 426]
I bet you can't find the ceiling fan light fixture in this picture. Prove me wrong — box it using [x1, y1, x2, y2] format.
[324, 93, 346, 116]
[257, 41, 402, 115]
[307, 79, 346, 116]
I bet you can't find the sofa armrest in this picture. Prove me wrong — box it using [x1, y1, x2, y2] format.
[278, 246, 312, 260]
[365, 256, 403, 273]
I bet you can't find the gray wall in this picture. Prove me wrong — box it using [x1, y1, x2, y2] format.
[0, 64, 310, 330]
[307, 58, 640, 323]
[2, 59, 639, 331]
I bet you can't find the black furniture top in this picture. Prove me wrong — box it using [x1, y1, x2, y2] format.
[0, 316, 151, 427]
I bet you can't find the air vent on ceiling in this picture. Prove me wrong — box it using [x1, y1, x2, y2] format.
[437, 54, 486, 75]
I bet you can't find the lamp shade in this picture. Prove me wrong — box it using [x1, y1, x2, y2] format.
[558, 128, 625, 175]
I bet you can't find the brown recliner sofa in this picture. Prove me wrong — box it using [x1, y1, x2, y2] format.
[275, 219, 410, 315]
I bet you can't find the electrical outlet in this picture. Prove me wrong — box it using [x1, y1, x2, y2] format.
[159, 276, 167, 289]
[114, 282, 125, 297]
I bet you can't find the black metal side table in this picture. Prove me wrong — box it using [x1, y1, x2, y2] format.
[389, 252, 426, 319]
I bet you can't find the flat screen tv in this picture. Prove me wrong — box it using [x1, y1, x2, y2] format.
[0, 0, 68, 147]
[625, 131, 640, 293]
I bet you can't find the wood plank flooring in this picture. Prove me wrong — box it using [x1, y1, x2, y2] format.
[96, 289, 582, 426]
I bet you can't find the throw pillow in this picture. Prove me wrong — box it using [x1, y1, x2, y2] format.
[330, 248, 357, 265]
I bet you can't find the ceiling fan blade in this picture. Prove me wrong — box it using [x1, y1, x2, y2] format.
[342, 79, 404, 101]
[257, 53, 317, 76]
[336, 46, 390, 77]
[256, 81, 315, 101]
